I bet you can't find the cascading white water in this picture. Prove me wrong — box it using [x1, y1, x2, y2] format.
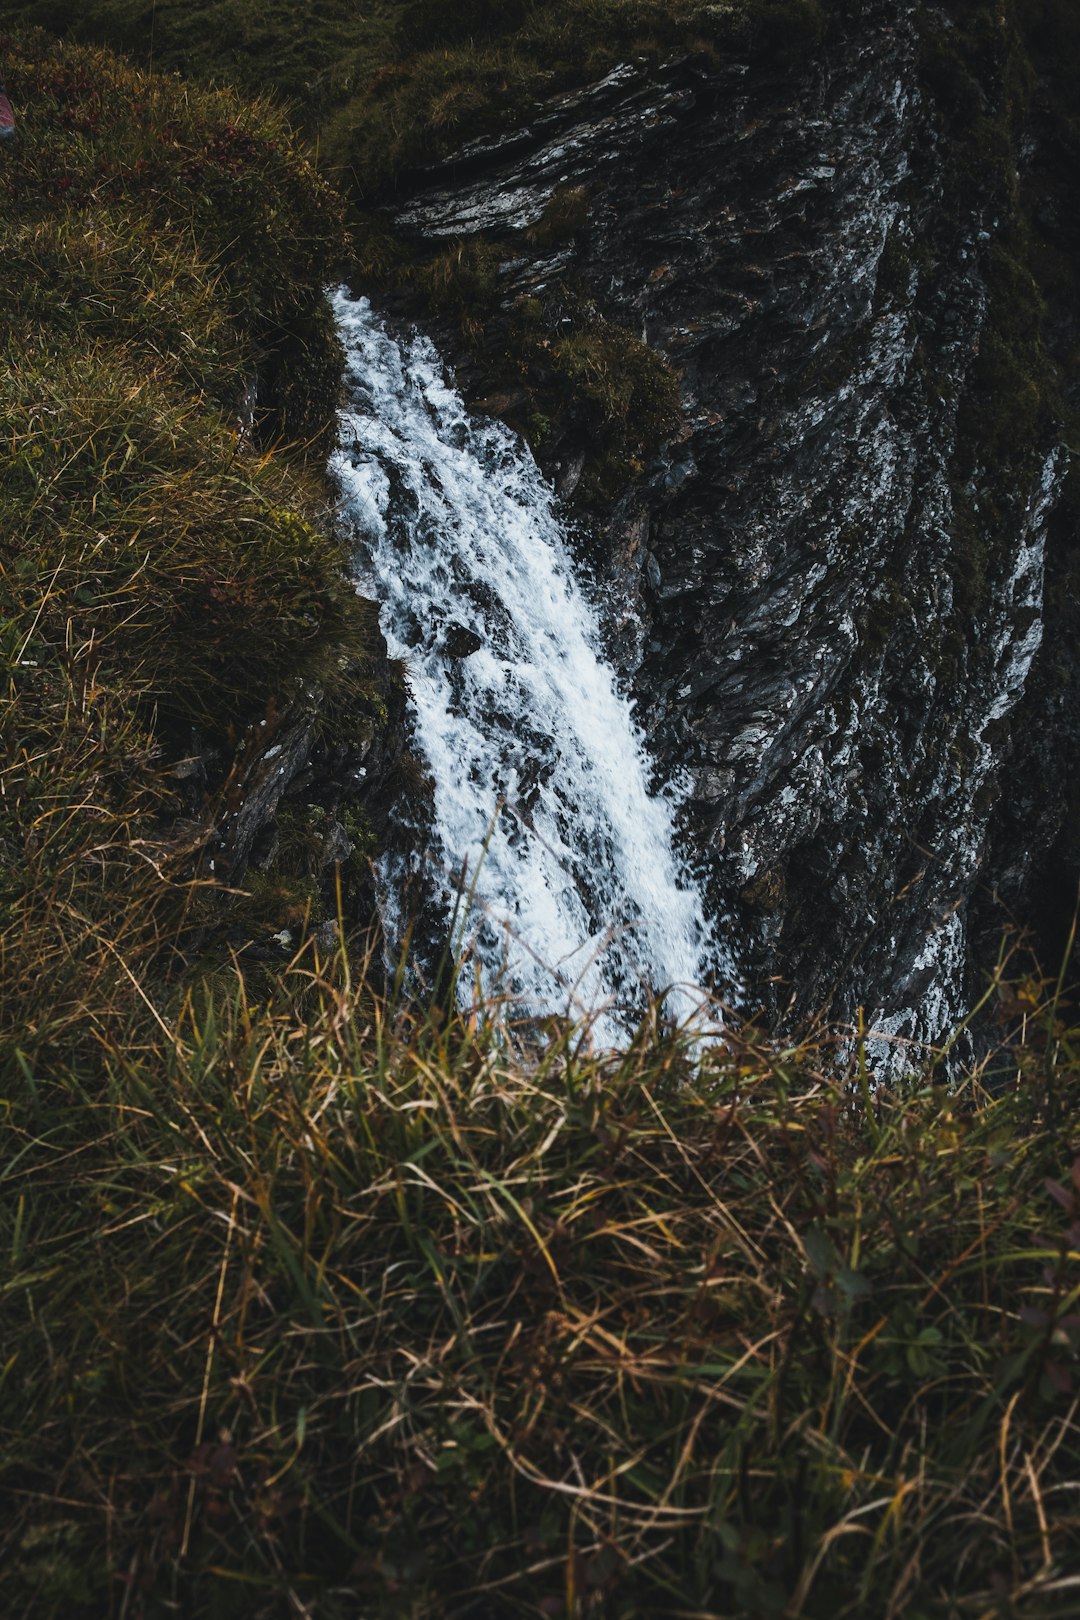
[330, 291, 723, 1039]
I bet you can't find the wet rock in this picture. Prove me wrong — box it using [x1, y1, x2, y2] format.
[318, 818, 355, 873]
[224, 707, 318, 878]
[443, 622, 484, 658]
[388, 1, 1075, 1045]
[394, 63, 701, 239]
[194, 631, 408, 949]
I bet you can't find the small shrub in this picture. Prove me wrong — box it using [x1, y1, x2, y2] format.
[412, 238, 507, 336]
[551, 314, 684, 490]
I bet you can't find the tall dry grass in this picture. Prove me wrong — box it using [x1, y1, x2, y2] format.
[4, 934, 1079, 1617]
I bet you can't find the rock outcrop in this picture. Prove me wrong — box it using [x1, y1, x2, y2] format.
[387, 0, 1077, 1044]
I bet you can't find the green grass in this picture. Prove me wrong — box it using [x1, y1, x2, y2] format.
[3, 943, 1079, 1618]
[0, 30, 389, 1063]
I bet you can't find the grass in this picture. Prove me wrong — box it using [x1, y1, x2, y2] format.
[326, 0, 827, 199]
[12, 0, 1071, 502]
[0, 0, 829, 494]
[0, 0, 399, 135]
[372, 246, 684, 497]
[2, 940, 1080, 1618]
[0, 30, 392, 1063]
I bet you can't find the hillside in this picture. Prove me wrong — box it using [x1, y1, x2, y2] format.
[21, 0, 1080, 1041]
[0, 27, 404, 1066]
[1, 11, 1080, 1620]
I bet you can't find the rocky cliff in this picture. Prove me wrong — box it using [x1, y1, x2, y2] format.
[18, 0, 1076, 1040]
[379, 0, 1079, 1044]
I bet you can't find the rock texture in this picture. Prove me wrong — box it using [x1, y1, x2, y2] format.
[389, 0, 1077, 1044]
[169, 639, 408, 962]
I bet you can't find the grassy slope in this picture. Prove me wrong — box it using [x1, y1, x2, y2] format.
[2, 10, 1080, 1619]
[323, 0, 828, 199]
[0, 29, 385, 1063]
[0, 0, 830, 497]
[0, 0, 398, 132]
[0, 1, 828, 189]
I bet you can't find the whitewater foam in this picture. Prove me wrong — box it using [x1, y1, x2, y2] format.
[330, 292, 724, 1040]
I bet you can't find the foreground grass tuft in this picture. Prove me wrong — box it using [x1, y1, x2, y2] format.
[3, 944, 1079, 1617]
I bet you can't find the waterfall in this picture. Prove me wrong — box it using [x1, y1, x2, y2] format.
[330, 291, 723, 1039]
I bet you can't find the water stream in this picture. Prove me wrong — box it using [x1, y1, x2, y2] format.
[330, 291, 723, 1039]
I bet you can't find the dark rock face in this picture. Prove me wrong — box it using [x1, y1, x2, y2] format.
[391, 1, 1076, 1043]
[221, 670, 404, 897]
[172, 643, 408, 961]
